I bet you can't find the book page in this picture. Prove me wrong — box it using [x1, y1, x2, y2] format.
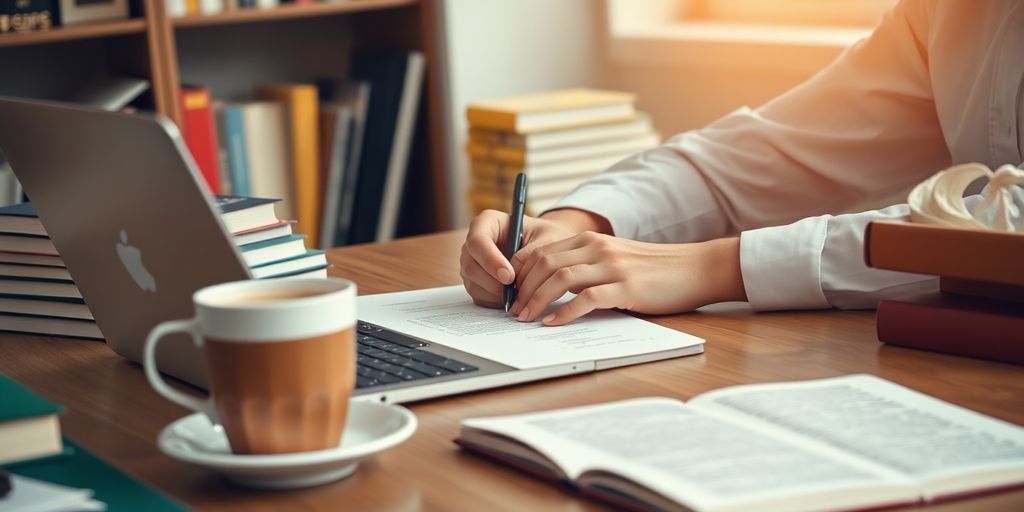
[463, 398, 913, 511]
[356, 286, 703, 369]
[691, 375, 1024, 496]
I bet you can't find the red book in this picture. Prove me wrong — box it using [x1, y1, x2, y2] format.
[877, 291, 1024, 365]
[179, 86, 222, 194]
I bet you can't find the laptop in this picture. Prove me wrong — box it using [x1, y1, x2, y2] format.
[0, 97, 703, 404]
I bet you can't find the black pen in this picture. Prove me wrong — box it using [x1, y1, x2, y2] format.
[504, 172, 528, 313]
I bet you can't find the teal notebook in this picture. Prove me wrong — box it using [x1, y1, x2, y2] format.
[3, 439, 187, 512]
[1, 374, 187, 511]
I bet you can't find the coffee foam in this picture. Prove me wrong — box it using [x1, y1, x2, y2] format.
[194, 278, 356, 342]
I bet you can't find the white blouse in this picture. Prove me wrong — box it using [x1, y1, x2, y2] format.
[549, 0, 1024, 311]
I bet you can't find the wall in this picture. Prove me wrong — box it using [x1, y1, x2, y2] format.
[437, 0, 602, 228]
[436, 1, 859, 227]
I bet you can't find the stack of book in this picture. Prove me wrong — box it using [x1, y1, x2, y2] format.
[178, 49, 425, 248]
[0, 196, 328, 340]
[1, 373, 187, 510]
[465, 88, 659, 216]
[865, 220, 1024, 364]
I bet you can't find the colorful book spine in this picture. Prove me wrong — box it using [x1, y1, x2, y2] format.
[179, 86, 223, 195]
[257, 84, 321, 248]
[219, 105, 252, 197]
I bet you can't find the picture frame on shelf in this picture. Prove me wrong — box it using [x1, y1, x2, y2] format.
[57, 0, 128, 26]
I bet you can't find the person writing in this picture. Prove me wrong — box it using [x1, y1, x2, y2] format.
[459, 0, 1024, 326]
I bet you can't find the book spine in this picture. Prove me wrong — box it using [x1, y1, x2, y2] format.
[222, 107, 252, 197]
[876, 297, 1024, 365]
[864, 221, 1024, 287]
[0, 0, 55, 33]
[179, 87, 222, 195]
[257, 85, 321, 248]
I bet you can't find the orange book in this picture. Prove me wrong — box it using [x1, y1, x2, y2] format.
[864, 220, 1024, 287]
[257, 83, 320, 248]
[466, 89, 636, 134]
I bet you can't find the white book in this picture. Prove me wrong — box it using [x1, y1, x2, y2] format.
[318, 104, 353, 249]
[376, 52, 425, 242]
[467, 131, 659, 166]
[0, 297, 92, 320]
[0, 278, 79, 299]
[0, 314, 100, 339]
[249, 251, 328, 279]
[470, 113, 653, 151]
[238, 235, 306, 267]
[0, 263, 71, 281]
[166, 0, 187, 17]
[457, 375, 1024, 512]
[240, 102, 295, 221]
[471, 151, 635, 183]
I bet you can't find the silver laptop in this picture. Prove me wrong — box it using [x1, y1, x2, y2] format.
[0, 97, 701, 404]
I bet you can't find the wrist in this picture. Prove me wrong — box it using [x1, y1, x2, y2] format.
[540, 208, 614, 235]
[701, 238, 747, 304]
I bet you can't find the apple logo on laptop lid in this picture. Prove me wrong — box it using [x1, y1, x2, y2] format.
[117, 229, 156, 292]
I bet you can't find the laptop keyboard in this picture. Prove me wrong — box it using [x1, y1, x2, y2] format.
[356, 322, 479, 389]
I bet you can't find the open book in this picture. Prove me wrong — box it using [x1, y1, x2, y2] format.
[456, 375, 1024, 512]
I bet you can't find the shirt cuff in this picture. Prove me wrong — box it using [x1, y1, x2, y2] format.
[739, 216, 831, 311]
[542, 185, 644, 238]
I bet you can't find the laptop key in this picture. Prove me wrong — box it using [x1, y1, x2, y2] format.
[356, 376, 378, 388]
[433, 359, 478, 373]
[403, 361, 451, 377]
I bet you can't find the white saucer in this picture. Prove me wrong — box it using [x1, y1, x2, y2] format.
[158, 400, 417, 489]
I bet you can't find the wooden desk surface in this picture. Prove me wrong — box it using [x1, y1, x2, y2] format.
[1, 231, 1022, 511]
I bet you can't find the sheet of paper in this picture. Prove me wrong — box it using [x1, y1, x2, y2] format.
[356, 285, 704, 369]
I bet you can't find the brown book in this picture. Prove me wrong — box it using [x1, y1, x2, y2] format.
[877, 291, 1024, 365]
[864, 220, 1024, 287]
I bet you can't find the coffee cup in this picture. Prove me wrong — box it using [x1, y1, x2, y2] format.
[144, 278, 356, 455]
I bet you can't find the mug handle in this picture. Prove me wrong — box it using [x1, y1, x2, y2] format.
[143, 318, 217, 421]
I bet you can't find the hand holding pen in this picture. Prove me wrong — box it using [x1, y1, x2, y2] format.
[503, 173, 528, 312]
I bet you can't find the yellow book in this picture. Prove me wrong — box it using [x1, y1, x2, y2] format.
[466, 89, 636, 134]
[186, 0, 198, 15]
[257, 83, 320, 248]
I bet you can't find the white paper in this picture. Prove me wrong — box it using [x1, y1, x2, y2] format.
[1, 475, 106, 512]
[356, 286, 704, 369]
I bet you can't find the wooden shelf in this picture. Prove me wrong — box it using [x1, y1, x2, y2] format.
[0, 19, 147, 48]
[173, 0, 418, 28]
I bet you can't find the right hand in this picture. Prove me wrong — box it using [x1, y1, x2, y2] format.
[460, 210, 580, 308]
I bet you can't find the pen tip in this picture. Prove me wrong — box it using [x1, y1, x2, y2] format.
[504, 304, 510, 313]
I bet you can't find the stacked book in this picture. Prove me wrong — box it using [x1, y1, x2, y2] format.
[465, 88, 659, 216]
[865, 220, 1024, 364]
[0, 196, 328, 340]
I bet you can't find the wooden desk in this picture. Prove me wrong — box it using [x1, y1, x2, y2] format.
[1, 231, 1022, 511]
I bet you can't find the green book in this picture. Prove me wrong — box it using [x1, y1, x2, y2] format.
[0, 373, 63, 464]
[4, 438, 187, 512]
[1, 374, 186, 511]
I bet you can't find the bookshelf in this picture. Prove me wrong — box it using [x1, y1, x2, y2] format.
[0, 0, 449, 235]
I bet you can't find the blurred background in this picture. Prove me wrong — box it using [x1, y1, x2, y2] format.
[439, 0, 894, 226]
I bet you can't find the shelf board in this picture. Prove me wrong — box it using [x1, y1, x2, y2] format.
[174, 0, 418, 28]
[0, 19, 147, 48]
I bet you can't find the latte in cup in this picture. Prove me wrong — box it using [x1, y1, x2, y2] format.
[144, 278, 357, 454]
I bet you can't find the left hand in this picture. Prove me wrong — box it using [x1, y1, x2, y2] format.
[509, 232, 747, 326]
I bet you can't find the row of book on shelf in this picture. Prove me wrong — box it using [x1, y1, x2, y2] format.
[166, 0, 344, 17]
[0, 196, 326, 340]
[1, 0, 130, 34]
[465, 88, 660, 216]
[179, 50, 425, 249]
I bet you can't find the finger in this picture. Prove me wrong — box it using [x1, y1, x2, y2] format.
[542, 284, 623, 326]
[463, 280, 503, 309]
[466, 210, 514, 285]
[512, 247, 592, 317]
[518, 264, 605, 322]
[512, 232, 593, 288]
[460, 250, 504, 297]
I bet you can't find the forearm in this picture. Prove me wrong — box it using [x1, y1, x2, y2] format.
[540, 208, 614, 236]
